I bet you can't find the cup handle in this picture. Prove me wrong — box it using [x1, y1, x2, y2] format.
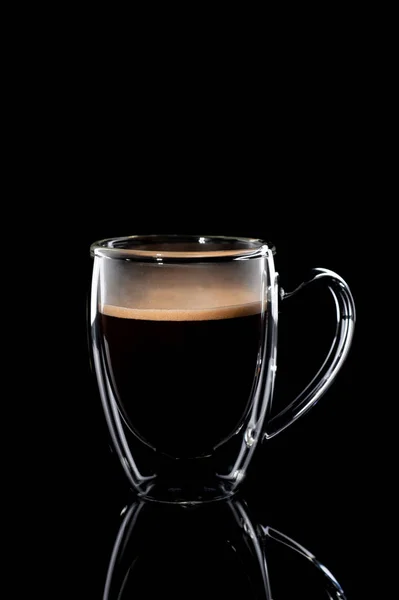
[264, 268, 356, 440]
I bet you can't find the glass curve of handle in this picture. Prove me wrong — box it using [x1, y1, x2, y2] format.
[265, 268, 356, 440]
[259, 525, 347, 599]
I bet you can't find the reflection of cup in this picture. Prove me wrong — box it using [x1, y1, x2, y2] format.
[103, 498, 347, 599]
[90, 235, 355, 503]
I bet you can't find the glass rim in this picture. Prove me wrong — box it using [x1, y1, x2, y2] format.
[90, 234, 275, 262]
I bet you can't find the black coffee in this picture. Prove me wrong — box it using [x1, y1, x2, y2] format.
[100, 303, 262, 458]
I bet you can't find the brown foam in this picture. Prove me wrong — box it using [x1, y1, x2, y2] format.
[101, 302, 262, 321]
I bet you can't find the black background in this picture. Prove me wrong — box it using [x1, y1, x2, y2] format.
[28, 31, 378, 597]
[12, 11, 388, 596]
[64, 210, 367, 599]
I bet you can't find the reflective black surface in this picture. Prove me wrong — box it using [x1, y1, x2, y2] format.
[101, 495, 346, 599]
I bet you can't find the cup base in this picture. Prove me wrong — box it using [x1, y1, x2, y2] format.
[137, 480, 237, 505]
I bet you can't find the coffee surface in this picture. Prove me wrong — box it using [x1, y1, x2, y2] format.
[101, 302, 261, 321]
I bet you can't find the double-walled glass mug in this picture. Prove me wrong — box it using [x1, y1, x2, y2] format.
[90, 235, 355, 504]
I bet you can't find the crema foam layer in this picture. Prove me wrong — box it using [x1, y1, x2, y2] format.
[101, 302, 262, 321]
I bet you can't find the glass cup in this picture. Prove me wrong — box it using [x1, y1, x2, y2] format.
[89, 235, 355, 504]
